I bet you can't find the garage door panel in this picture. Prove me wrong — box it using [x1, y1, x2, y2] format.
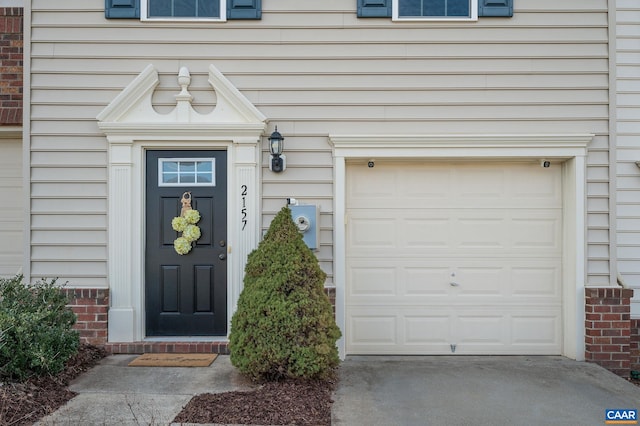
[348, 308, 561, 354]
[349, 164, 451, 205]
[405, 315, 451, 346]
[349, 217, 397, 249]
[348, 261, 453, 299]
[348, 260, 561, 303]
[404, 169, 452, 200]
[403, 217, 451, 248]
[349, 314, 398, 346]
[346, 161, 563, 355]
[349, 265, 397, 296]
[454, 310, 561, 353]
[511, 265, 562, 297]
[455, 315, 506, 347]
[509, 167, 562, 202]
[349, 209, 561, 256]
[455, 261, 562, 299]
[405, 266, 451, 296]
[454, 210, 561, 253]
[454, 266, 504, 296]
[455, 168, 507, 199]
[510, 216, 562, 250]
[346, 161, 562, 209]
[511, 315, 561, 346]
[456, 218, 507, 249]
[349, 309, 454, 354]
[348, 262, 454, 299]
[348, 167, 399, 203]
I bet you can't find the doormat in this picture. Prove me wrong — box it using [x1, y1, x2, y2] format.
[128, 353, 218, 367]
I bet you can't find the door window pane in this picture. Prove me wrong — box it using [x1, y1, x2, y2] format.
[179, 162, 196, 173]
[159, 158, 216, 186]
[197, 173, 213, 183]
[162, 161, 178, 173]
[196, 161, 212, 172]
[163, 173, 179, 183]
[181, 173, 196, 183]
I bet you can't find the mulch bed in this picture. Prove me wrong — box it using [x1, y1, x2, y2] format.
[0, 344, 107, 426]
[173, 378, 335, 426]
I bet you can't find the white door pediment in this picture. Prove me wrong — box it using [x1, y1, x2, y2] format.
[97, 64, 266, 128]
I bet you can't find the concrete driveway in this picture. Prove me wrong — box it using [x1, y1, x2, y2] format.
[332, 356, 640, 426]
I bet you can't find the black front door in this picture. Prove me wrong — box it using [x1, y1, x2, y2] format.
[145, 150, 227, 336]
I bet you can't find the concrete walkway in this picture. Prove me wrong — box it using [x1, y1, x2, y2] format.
[332, 356, 640, 426]
[36, 354, 255, 426]
[35, 354, 640, 426]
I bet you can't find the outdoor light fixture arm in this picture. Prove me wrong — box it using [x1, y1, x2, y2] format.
[269, 126, 286, 173]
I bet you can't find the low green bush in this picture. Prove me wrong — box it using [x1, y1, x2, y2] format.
[0, 275, 79, 380]
[230, 206, 341, 381]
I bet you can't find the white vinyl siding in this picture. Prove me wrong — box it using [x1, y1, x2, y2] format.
[29, 0, 609, 288]
[615, 0, 640, 316]
[0, 136, 23, 277]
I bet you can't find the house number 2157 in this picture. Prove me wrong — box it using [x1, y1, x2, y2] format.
[241, 185, 248, 231]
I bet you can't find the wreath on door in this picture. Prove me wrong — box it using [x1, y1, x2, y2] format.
[172, 192, 202, 255]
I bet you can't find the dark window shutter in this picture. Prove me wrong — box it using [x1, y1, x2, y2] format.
[227, 0, 262, 20]
[478, 0, 513, 17]
[357, 0, 392, 18]
[105, 0, 140, 19]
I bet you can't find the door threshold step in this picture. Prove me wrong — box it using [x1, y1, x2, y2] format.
[104, 341, 229, 355]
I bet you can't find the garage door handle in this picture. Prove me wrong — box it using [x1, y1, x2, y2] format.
[450, 281, 459, 287]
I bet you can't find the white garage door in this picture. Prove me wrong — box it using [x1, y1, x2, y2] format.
[346, 161, 563, 355]
[0, 137, 23, 277]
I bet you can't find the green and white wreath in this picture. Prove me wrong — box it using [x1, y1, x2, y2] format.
[172, 208, 202, 255]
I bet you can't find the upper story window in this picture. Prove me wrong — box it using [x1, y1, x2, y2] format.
[357, 0, 511, 19]
[105, 0, 262, 21]
[143, 0, 225, 20]
[395, 0, 477, 20]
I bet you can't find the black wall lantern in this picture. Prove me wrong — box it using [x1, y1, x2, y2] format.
[269, 126, 286, 173]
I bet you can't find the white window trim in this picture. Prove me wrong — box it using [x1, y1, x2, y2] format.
[392, 0, 478, 21]
[141, 0, 227, 22]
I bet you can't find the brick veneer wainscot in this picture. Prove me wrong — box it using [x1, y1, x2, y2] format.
[585, 288, 634, 377]
[105, 288, 338, 354]
[631, 318, 640, 374]
[105, 341, 230, 355]
[64, 288, 109, 346]
[0, 7, 22, 125]
[68, 287, 338, 354]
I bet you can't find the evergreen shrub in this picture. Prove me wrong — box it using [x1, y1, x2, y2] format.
[230, 206, 341, 380]
[0, 275, 79, 380]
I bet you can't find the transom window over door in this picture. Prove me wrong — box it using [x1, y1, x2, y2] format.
[143, 0, 224, 19]
[158, 158, 216, 186]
